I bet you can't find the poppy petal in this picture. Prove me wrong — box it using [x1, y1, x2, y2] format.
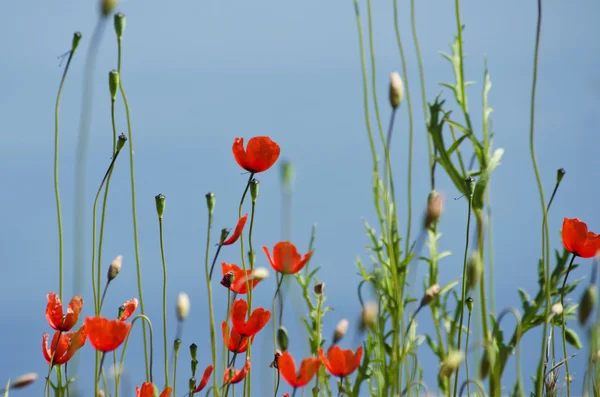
[119, 298, 138, 321]
[45, 293, 65, 331]
[194, 365, 214, 393]
[222, 214, 248, 246]
[85, 317, 131, 352]
[277, 352, 298, 387]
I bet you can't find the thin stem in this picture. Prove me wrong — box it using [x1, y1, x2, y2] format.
[205, 211, 220, 397]
[273, 369, 280, 397]
[465, 309, 472, 397]
[209, 244, 225, 281]
[273, 273, 286, 327]
[173, 346, 179, 397]
[99, 281, 111, 312]
[158, 217, 169, 387]
[244, 197, 257, 397]
[65, 363, 70, 397]
[117, 314, 155, 389]
[95, 353, 106, 397]
[560, 254, 576, 396]
[113, 351, 118, 397]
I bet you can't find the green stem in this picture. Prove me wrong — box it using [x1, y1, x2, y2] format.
[465, 308, 472, 397]
[158, 217, 169, 388]
[244, 198, 257, 397]
[205, 211, 220, 397]
[173, 346, 179, 397]
[117, 314, 155, 388]
[560, 254, 576, 396]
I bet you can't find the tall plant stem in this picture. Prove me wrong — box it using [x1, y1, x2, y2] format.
[205, 210, 219, 397]
[158, 216, 169, 388]
[560, 254, 576, 396]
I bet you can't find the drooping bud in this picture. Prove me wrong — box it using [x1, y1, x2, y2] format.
[107, 255, 123, 281]
[114, 12, 126, 40]
[155, 194, 166, 219]
[578, 285, 597, 325]
[420, 284, 440, 307]
[250, 178, 260, 202]
[280, 161, 295, 193]
[116, 133, 127, 151]
[360, 301, 378, 331]
[109, 70, 120, 101]
[277, 326, 289, 352]
[565, 328, 582, 349]
[439, 351, 464, 378]
[556, 168, 566, 185]
[205, 192, 215, 215]
[72, 32, 82, 52]
[467, 251, 482, 290]
[333, 319, 349, 345]
[466, 297, 474, 313]
[389, 72, 404, 109]
[176, 292, 190, 322]
[189, 343, 198, 361]
[314, 282, 325, 295]
[425, 191, 444, 230]
[101, 0, 119, 16]
[11, 373, 38, 390]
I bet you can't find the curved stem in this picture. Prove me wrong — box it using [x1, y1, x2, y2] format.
[117, 314, 154, 389]
[205, 211, 220, 397]
[158, 217, 169, 388]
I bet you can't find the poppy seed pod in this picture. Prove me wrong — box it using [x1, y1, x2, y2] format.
[174, 338, 181, 353]
[578, 285, 597, 325]
[107, 255, 123, 281]
[361, 301, 378, 331]
[425, 191, 444, 230]
[176, 292, 190, 322]
[188, 377, 196, 392]
[101, 0, 118, 16]
[191, 359, 198, 376]
[439, 351, 464, 378]
[277, 326, 289, 352]
[205, 192, 215, 215]
[12, 372, 38, 390]
[556, 168, 566, 184]
[116, 133, 127, 151]
[333, 319, 349, 345]
[389, 72, 404, 109]
[420, 284, 440, 307]
[72, 32, 82, 52]
[109, 70, 119, 101]
[155, 194, 166, 219]
[189, 343, 198, 361]
[114, 12, 126, 39]
[250, 178, 260, 202]
[467, 251, 482, 290]
[466, 297, 474, 313]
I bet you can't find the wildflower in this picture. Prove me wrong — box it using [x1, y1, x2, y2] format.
[222, 322, 252, 353]
[135, 382, 172, 397]
[263, 241, 312, 274]
[119, 298, 138, 321]
[231, 299, 271, 337]
[46, 292, 83, 332]
[42, 326, 86, 365]
[425, 191, 444, 229]
[224, 357, 251, 384]
[319, 346, 363, 377]
[277, 351, 321, 388]
[176, 292, 190, 321]
[221, 263, 261, 294]
[193, 365, 214, 393]
[562, 218, 600, 258]
[85, 317, 131, 352]
[222, 214, 248, 246]
[232, 136, 280, 173]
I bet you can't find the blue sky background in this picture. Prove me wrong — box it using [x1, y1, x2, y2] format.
[1, 0, 599, 396]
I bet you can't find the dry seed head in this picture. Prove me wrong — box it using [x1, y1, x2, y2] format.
[425, 191, 444, 229]
[12, 372, 37, 389]
[361, 301, 378, 330]
[107, 255, 123, 281]
[333, 319, 349, 344]
[389, 72, 404, 109]
[420, 284, 440, 307]
[176, 292, 190, 322]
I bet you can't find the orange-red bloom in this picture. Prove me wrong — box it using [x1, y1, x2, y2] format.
[45, 293, 83, 332]
[42, 326, 86, 365]
[232, 137, 280, 173]
[119, 298, 138, 321]
[136, 382, 172, 397]
[319, 346, 363, 377]
[278, 351, 321, 388]
[222, 321, 253, 353]
[231, 299, 271, 337]
[193, 365, 214, 393]
[562, 218, 600, 258]
[221, 263, 261, 294]
[223, 214, 248, 246]
[85, 316, 131, 352]
[263, 242, 312, 274]
[224, 357, 251, 384]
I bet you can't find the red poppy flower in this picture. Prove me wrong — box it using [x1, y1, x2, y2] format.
[85, 316, 131, 352]
[277, 351, 321, 388]
[42, 325, 87, 366]
[263, 242, 312, 274]
[193, 365, 214, 393]
[562, 218, 600, 258]
[136, 382, 172, 397]
[119, 298, 138, 321]
[232, 137, 280, 173]
[223, 214, 248, 246]
[319, 346, 363, 377]
[222, 321, 253, 353]
[224, 357, 251, 384]
[231, 299, 271, 337]
[46, 293, 83, 332]
[221, 263, 261, 294]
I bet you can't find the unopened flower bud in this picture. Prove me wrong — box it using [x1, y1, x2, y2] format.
[425, 191, 444, 230]
[466, 297, 474, 313]
[389, 72, 404, 109]
[269, 350, 282, 368]
[219, 228, 230, 244]
[466, 176, 476, 197]
[277, 326, 289, 352]
[114, 12, 126, 39]
[420, 284, 440, 307]
[250, 178, 260, 202]
[439, 351, 464, 378]
[116, 133, 127, 151]
[190, 343, 198, 361]
[174, 338, 181, 354]
[467, 251, 482, 290]
[556, 168, 566, 185]
[551, 303, 563, 317]
[97, 391, 105, 397]
[188, 377, 196, 392]
[101, 0, 119, 16]
[252, 267, 269, 280]
[280, 161, 295, 193]
[191, 359, 198, 376]
[333, 319, 349, 344]
[72, 32, 82, 52]
[361, 301, 378, 331]
[205, 192, 215, 215]
[314, 282, 325, 295]
[109, 70, 120, 101]
[107, 255, 123, 281]
[155, 194, 166, 219]
[579, 285, 597, 325]
[12, 373, 37, 389]
[176, 292, 190, 322]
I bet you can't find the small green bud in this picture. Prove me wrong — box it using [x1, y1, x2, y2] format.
[466, 176, 476, 197]
[155, 194, 166, 218]
[117, 133, 127, 152]
[578, 285, 597, 325]
[101, 0, 119, 16]
[117, 305, 125, 320]
[280, 161, 295, 192]
[467, 251, 482, 290]
[188, 377, 196, 392]
[205, 192, 215, 215]
[219, 228, 230, 244]
[389, 72, 404, 109]
[466, 297, 474, 313]
[565, 328, 582, 349]
[277, 326, 289, 352]
[114, 12, 126, 39]
[556, 168, 566, 185]
[191, 358, 198, 376]
[109, 70, 119, 101]
[189, 343, 198, 361]
[174, 338, 182, 354]
[72, 32, 82, 52]
[250, 178, 260, 202]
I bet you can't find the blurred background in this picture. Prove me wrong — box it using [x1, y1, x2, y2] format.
[1, 0, 599, 395]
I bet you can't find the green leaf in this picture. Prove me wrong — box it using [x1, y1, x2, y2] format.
[472, 148, 504, 210]
[439, 279, 459, 296]
[518, 289, 532, 312]
[565, 328, 582, 349]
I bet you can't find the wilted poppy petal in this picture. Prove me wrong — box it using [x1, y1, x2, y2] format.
[222, 214, 248, 246]
[193, 365, 214, 393]
[85, 317, 131, 352]
[119, 298, 138, 321]
[224, 358, 251, 384]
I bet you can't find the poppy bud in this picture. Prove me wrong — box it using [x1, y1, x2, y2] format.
[205, 192, 215, 215]
[565, 328, 582, 349]
[251, 267, 269, 280]
[420, 284, 440, 307]
[314, 282, 325, 295]
[250, 178, 260, 202]
[116, 133, 127, 152]
[176, 292, 190, 322]
[425, 191, 444, 230]
[101, 0, 118, 16]
[439, 351, 464, 378]
[280, 161, 295, 193]
[155, 194, 166, 219]
[97, 391, 105, 397]
[551, 303, 563, 317]
[467, 251, 482, 290]
[389, 72, 404, 109]
[556, 168, 566, 185]
[578, 285, 597, 325]
[174, 338, 181, 354]
[361, 301, 378, 331]
[465, 176, 476, 197]
[188, 377, 196, 392]
[219, 228, 230, 245]
[114, 12, 126, 40]
[12, 372, 37, 389]
[191, 359, 198, 376]
[480, 346, 493, 380]
[189, 343, 198, 361]
[107, 255, 123, 281]
[109, 70, 119, 101]
[72, 32, 82, 52]
[466, 297, 474, 313]
[333, 319, 349, 345]
[277, 326, 289, 352]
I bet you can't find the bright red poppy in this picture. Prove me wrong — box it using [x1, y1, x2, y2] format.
[135, 382, 172, 397]
[45, 293, 83, 332]
[85, 316, 131, 352]
[562, 218, 600, 258]
[193, 365, 214, 393]
[223, 214, 248, 246]
[277, 351, 321, 388]
[222, 321, 253, 353]
[263, 242, 312, 274]
[319, 346, 363, 377]
[119, 298, 138, 321]
[231, 299, 271, 337]
[224, 357, 251, 384]
[42, 325, 86, 365]
[221, 263, 261, 294]
[232, 137, 280, 173]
